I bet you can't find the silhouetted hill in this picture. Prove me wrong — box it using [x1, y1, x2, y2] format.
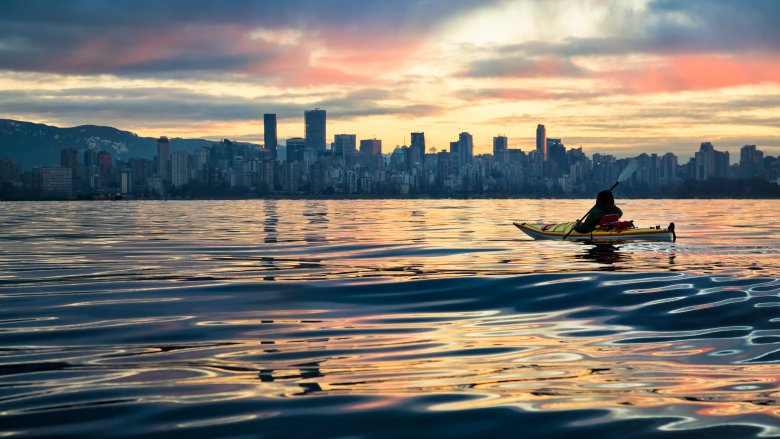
[0, 119, 255, 168]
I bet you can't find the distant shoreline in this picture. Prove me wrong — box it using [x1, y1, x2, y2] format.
[3, 194, 780, 201]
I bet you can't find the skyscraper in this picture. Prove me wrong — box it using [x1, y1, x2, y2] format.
[157, 136, 170, 180]
[493, 135, 508, 164]
[409, 132, 425, 166]
[171, 150, 189, 187]
[546, 138, 566, 172]
[304, 109, 326, 153]
[264, 114, 277, 159]
[493, 136, 508, 155]
[456, 132, 473, 167]
[536, 124, 547, 161]
[359, 139, 382, 156]
[333, 134, 357, 158]
[286, 137, 306, 163]
[60, 148, 78, 170]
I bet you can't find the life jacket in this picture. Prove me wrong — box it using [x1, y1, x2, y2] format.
[598, 214, 620, 225]
[597, 213, 633, 231]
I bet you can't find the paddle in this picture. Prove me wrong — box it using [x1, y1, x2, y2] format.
[563, 160, 639, 240]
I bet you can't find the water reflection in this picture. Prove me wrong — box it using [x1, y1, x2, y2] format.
[576, 244, 628, 269]
[1, 200, 780, 438]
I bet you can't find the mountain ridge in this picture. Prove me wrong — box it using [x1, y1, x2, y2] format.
[0, 119, 258, 168]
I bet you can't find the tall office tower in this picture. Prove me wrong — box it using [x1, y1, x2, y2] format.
[546, 138, 566, 172]
[120, 168, 132, 194]
[171, 150, 190, 187]
[536, 124, 547, 161]
[97, 150, 112, 182]
[264, 114, 277, 159]
[60, 148, 78, 170]
[333, 134, 357, 157]
[359, 139, 382, 156]
[457, 132, 473, 166]
[157, 136, 171, 180]
[493, 136, 508, 164]
[740, 144, 764, 177]
[84, 149, 97, 168]
[304, 108, 326, 153]
[660, 152, 678, 186]
[493, 136, 508, 155]
[410, 132, 425, 166]
[286, 137, 306, 163]
[694, 142, 730, 181]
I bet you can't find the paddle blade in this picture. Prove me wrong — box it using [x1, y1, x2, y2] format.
[617, 160, 639, 182]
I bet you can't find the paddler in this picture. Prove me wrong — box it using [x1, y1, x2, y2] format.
[573, 190, 623, 233]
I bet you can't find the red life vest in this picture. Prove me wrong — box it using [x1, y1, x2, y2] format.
[598, 214, 621, 225]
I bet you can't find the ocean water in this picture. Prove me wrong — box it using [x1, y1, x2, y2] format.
[1, 199, 780, 438]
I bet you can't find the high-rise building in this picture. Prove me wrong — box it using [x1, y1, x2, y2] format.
[333, 134, 357, 158]
[660, 152, 678, 186]
[536, 124, 547, 161]
[360, 139, 382, 156]
[171, 150, 190, 187]
[60, 148, 78, 170]
[83, 149, 97, 169]
[39, 167, 72, 197]
[157, 136, 170, 180]
[286, 137, 306, 163]
[456, 132, 473, 167]
[493, 135, 508, 164]
[740, 144, 764, 177]
[264, 114, 277, 159]
[97, 151, 112, 181]
[409, 132, 425, 166]
[120, 168, 132, 194]
[694, 142, 729, 181]
[493, 136, 508, 155]
[304, 108, 326, 153]
[546, 138, 566, 172]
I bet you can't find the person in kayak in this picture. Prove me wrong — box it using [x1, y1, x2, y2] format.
[573, 190, 623, 233]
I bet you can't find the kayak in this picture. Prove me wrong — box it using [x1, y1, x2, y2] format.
[513, 221, 676, 242]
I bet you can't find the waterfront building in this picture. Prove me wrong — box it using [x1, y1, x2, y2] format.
[536, 124, 547, 161]
[740, 144, 764, 177]
[120, 168, 132, 194]
[171, 150, 190, 187]
[263, 114, 277, 159]
[40, 167, 72, 197]
[157, 136, 170, 180]
[360, 139, 382, 156]
[694, 142, 729, 181]
[333, 134, 357, 158]
[304, 109, 326, 154]
[286, 137, 306, 163]
[409, 132, 425, 166]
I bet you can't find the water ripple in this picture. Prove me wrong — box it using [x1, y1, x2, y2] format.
[1, 200, 780, 438]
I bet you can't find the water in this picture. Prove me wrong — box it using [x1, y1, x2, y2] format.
[1, 199, 780, 438]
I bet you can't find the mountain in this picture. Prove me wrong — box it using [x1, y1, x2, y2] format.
[0, 119, 257, 168]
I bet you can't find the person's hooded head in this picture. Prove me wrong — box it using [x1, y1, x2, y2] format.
[596, 190, 614, 209]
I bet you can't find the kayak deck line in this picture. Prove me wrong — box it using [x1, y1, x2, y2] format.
[513, 221, 676, 242]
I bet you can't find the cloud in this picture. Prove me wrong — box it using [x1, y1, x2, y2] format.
[459, 57, 589, 78]
[0, 0, 497, 83]
[0, 86, 442, 125]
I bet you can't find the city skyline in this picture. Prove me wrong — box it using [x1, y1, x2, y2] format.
[1, 1, 779, 159]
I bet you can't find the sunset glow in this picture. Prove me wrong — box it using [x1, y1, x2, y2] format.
[1, 0, 779, 158]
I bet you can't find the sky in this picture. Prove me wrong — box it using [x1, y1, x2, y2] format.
[1, 0, 779, 160]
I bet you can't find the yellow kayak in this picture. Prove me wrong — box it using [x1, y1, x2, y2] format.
[513, 221, 676, 242]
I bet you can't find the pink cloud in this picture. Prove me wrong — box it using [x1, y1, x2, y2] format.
[615, 55, 780, 93]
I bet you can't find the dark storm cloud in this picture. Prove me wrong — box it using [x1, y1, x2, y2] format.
[0, 0, 495, 76]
